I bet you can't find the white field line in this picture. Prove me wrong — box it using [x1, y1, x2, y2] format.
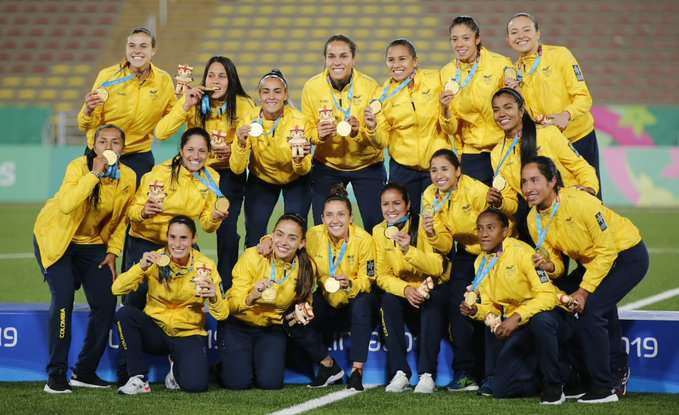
[269, 385, 378, 415]
[620, 287, 679, 311]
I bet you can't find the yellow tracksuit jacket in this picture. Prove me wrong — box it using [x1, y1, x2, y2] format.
[78, 62, 176, 154]
[440, 48, 512, 154]
[127, 160, 222, 243]
[366, 69, 452, 170]
[527, 187, 642, 292]
[515, 44, 595, 143]
[372, 218, 450, 298]
[230, 105, 313, 185]
[112, 249, 229, 336]
[33, 156, 136, 269]
[301, 69, 382, 171]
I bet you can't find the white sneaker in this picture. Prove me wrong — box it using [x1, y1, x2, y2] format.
[117, 375, 151, 395]
[414, 373, 435, 394]
[385, 370, 410, 393]
[164, 360, 180, 391]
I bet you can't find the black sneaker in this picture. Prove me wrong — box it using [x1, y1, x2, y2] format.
[44, 372, 72, 394]
[614, 366, 630, 397]
[577, 387, 619, 404]
[477, 379, 493, 397]
[347, 369, 364, 391]
[308, 360, 344, 388]
[540, 385, 565, 405]
[71, 371, 110, 389]
[564, 382, 586, 399]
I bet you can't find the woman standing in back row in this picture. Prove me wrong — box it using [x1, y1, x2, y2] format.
[439, 16, 512, 185]
[505, 13, 601, 194]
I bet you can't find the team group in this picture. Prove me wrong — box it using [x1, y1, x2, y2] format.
[32, 13, 649, 405]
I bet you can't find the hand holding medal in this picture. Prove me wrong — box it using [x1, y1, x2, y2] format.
[317, 106, 336, 141]
[416, 277, 434, 300]
[288, 126, 308, 159]
[139, 251, 171, 271]
[193, 263, 215, 298]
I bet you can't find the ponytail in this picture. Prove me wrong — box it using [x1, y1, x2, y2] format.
[85, 148, 102, 208]
[520, 111, 537, 166]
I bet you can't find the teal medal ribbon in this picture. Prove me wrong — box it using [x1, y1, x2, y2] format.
[270, 258, 295, 285]
[192, 169, 224, 198]
[493, 134, 520, 178]
[518, 46, 542, 82]
[327, 77, 354, 121]
[471, 254, 500, 291]
[535, 200, 560, 249]
[328, 240, 348, 277]
[377, 77, 413, 104]
[254, 113, 283, 137]
[454, 60, 479, 89]
[431, 190, 453, 214]
[100, 73, 135, 88]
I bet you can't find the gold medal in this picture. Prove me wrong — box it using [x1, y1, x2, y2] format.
[444, 79, 460, 94]
[261, 286, 277, 302]
[324, 278, 341, 293]
[464, 290, 478, 306]
[249, 122, 264, 137]
[536, 247, 550, 261]
[94, 87, 109, 102]
[368, 99, 382, 114]
[503, 66, 518, 83]
[492, 175, 507, 191]
[215, 197, 230, 213]
[384, 225, 399, 240]
[336, 120, 352, 137]
[156, 254, 171, 267]
[102, 149, 118, 165]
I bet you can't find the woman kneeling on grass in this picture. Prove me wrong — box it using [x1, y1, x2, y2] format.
[113, 215, 229, 394]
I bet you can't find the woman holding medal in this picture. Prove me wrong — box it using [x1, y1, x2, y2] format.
[422, 149, 505, 391]
[505, 14, 600, 191]
[374, 183, 450, 394]
[459, 208, 571, 404]
[488, 87, 598, 241]
[113, 215, 229, 394]
[232, 69, 313, 247]
[123, 127, 228, 309]
[34, 124, 135, 394]
[364, 39, 451, 214]
[522, 156, 649, 403]
[439, 16, 512, 185]
[219, 213, 315, 390]
[155, 56, 254, 290]
[301, 34, 385, 231]
[78, 27, 176, 182]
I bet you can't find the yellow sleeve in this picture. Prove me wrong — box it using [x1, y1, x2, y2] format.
[374, 231, 409, 298]
[551, 129, 599, 193]
[55, 163, 100, 215]
[227, 250, 257, 313]
[154, 95, 191, 139]
[365, 90, 390, 149]
[207, 269, 229, 321]
[128, 172, 152, 223]
[403, 228, 445, 278]
[558, 49, 593, 120]
[349, 236, 374, 297]
[426, 213, 454, 253]
[228, 138, 250, 175]
[107, 188, 135, 257]
[578, 201, 619, 293]
[197, 182, 221, 233]
[511, 252, 559, 323]
[77, 70, 106, 132]
[301, 84, 321, 144]
[111, 263, 148, 295]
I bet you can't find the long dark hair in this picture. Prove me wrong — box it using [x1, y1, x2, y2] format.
[324, 183, 352, 216]
[198, 56, 251, 127]
[87, 124, 126, 208]
[449, 16, 483, 52]
[274, 214, 315, 302]
[523, 156, 564, 191]
[170, 127, 211, 188]
[380, 182, 419, 247]
[492, 87, 537, 166]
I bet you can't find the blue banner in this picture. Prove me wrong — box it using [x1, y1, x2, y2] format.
[0, 305, 676, 392]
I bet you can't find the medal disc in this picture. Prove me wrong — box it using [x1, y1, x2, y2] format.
[336, 120, 352, 137]
[102, 150, 118, 165]
[249, 122, 264, 137]
[444, 79, 460, 94]
[324, 278, 341, 293]
[503, 66, 518, 82]
[215, 197, 230, 213]
[368, 99, 382, 114]
[261, 286, 277, 302]
[536, 247, 550, 261]
[94, 88, 109, 102]
[492, 175, 507, 191]
[464, 290, 478, 306]
[384, 225, 399, 240]
[156, 254, 171, 267]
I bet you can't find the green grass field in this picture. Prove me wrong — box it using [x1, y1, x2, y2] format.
[2, 203, 678, 309]
[2, 384, 679, 415]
